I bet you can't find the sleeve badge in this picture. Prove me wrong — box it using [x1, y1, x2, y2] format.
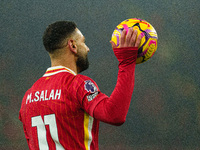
[84, 80, 97, 93]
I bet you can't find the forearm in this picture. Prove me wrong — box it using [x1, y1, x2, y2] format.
[93, 47, 138, 125]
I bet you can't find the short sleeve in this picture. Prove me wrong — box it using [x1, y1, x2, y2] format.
[68, 74, 108, 116]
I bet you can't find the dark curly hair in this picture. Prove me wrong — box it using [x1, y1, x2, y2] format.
[43, 21, 77, 53]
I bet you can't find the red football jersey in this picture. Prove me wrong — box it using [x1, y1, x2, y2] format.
[19, 66, 108, 150]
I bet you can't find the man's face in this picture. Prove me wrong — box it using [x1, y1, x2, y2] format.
[74, 29, 90, 73]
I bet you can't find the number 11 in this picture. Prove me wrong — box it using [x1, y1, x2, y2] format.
[31, 114, 64, 150]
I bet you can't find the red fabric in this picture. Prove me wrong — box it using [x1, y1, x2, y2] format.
[93, 47, 138, 125]
[19, 46, 138, 149]
[19, 67, 107, 150]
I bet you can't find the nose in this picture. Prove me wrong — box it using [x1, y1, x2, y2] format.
[87, 46, 90, 52]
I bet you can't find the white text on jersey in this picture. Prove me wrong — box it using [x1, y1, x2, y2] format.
[26, 89, 61, 104]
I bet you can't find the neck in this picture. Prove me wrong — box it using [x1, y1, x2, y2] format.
[51, 61, 78, 74]
[50, 54, 78, 74]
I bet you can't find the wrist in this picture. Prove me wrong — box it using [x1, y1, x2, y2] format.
[113, 47, 138, 63]
[113, 47, 138, 51]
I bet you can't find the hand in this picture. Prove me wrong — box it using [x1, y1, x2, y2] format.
[110, 28, 142, 48]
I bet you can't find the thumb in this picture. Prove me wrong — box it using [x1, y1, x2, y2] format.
[110, 41, 117, 49]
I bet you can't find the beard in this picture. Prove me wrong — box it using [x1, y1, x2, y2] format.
[76, 50, 89, 73]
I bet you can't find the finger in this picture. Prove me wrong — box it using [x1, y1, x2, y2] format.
[110, 41, 117, 49]
[129, 29, 137, 47]
[125, 28, 133, 47]
[119, 29, 126, 47]
[134, 33, 142, 47]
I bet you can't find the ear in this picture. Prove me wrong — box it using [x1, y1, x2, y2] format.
[68, 39, 77, 54]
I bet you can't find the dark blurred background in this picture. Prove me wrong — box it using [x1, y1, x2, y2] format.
[1, 0, 200, 149]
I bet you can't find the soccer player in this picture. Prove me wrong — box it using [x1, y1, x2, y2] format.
[19, 21, 141, 150]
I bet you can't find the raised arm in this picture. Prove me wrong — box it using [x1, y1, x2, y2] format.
[93, 28, 142, 125]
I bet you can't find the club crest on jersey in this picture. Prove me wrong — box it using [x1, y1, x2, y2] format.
[84, 80, 97, 93]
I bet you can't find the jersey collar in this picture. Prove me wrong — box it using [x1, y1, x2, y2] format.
[43, 66, 77, 77]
